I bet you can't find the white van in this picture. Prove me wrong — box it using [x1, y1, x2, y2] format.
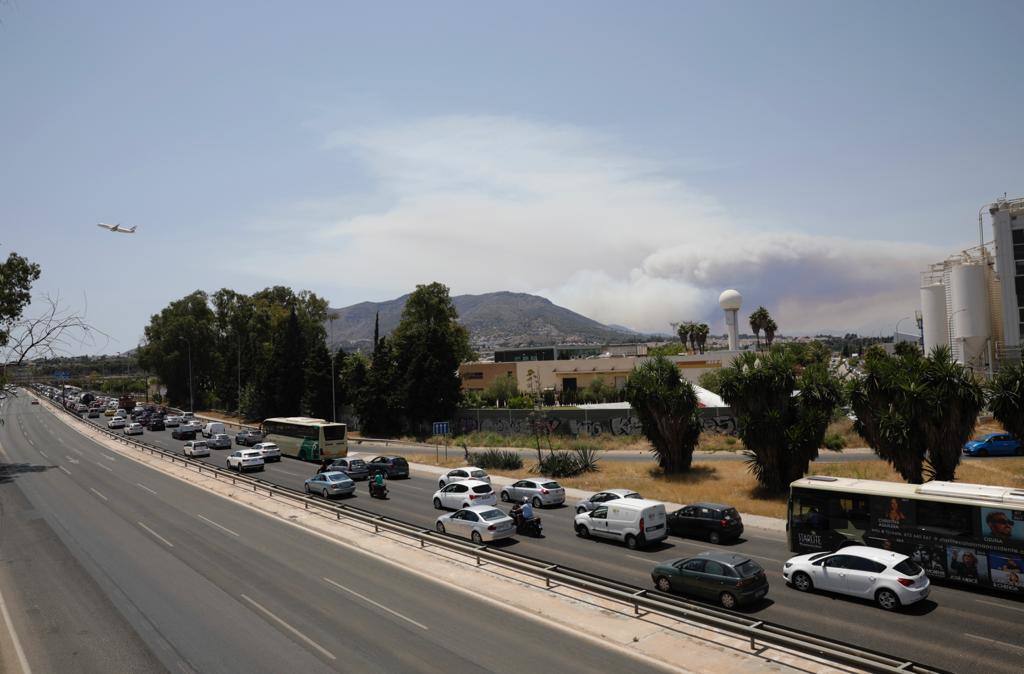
[202, 421, 225, 438]
[573, 498, 667, 549]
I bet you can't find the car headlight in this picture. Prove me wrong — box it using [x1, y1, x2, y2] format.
[784, 562, 792, 568]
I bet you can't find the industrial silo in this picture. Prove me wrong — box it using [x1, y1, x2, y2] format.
[919, 283, 948, 353]
[950, 262, 991, 366]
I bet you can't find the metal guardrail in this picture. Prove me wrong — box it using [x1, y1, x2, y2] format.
[31, 388, 945, 674]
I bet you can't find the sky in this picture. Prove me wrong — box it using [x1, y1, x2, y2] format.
[2, 1, 1023, 355]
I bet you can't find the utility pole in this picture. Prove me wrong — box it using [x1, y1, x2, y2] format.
[328, 313, 338, 422]
[181, 337, 194, 413]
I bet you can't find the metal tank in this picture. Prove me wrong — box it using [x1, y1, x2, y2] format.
[919, 283, 948, 353]
[949, 263, 990, 366]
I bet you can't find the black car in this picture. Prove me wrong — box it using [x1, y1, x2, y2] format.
[171, 427, 197, 440]
[147, 417, 166, 431]
[651, 551, 768, 609]
[234, 429, 264, 446]
[365, 455, 409, 478]
[667, 502, 744, 544]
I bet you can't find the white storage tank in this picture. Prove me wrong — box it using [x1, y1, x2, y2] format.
[949, 262, 990, 365]
[919, 283, 948, 353]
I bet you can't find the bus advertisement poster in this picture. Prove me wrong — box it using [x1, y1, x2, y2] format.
[980, 507, 1024, 544]
[988, 552, 1024, 593]
[947, 545, 990, 585]
[870, 496, 915, 532]
[908, 543, 947, 578]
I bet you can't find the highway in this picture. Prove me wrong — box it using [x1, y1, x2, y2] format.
[76, 410, 1024, 674]
[0, 395, 671, 673]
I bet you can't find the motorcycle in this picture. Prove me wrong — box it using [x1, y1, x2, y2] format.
[369, 480, 389, 499]
[511, 511, 543, 537]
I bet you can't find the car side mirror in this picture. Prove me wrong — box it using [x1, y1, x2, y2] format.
[813, 560, 824, 567]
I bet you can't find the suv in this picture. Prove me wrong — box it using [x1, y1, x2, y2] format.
[234, 429, 263, 446]
[667, 502, 744, 544]
[252, 442, 281, 462]
[365, 455, 410, 479]
[328, 457, 369, 480]
[171, 426, 197, 440]
[227, 449, 265, 473]
[183, 440, 210, 457]
[146, 417, 166, 431]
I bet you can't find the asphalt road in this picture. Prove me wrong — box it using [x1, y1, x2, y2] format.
[78, 411, 1024, 674]
[0, 395, 669, 673]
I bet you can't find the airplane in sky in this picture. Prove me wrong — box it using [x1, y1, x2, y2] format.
[96, 223, 137, 234]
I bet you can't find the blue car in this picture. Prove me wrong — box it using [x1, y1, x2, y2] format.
[963, 433, 1022, 457]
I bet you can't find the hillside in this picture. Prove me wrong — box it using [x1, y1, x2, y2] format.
[326, 291, 638, 351]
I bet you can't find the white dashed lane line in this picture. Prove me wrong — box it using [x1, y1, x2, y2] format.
[197, 514, 240, 537]
[136, 483, 158, 495]
[323, 577, 428, 631]
[137, 522, 174, 548]
[58, 466, 72, 476]
[241, 594, 336, 660]
[94, 462, 113, 472]
[89, 487, 109, 502]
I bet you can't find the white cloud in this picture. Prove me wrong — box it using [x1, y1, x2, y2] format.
[236, 114, 948, 335]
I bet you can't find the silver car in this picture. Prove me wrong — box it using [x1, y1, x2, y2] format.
[304, 471, 357, 499]
[435, 505, 515, 543]
[500, 479, 566, 508]
[575, 488, 643, 514]
[328, 457, 370, 480]
[207, 433, 232, 450]
[438, 466, 491, 488]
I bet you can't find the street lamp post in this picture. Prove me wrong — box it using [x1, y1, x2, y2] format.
[328, 313, 338, 422]
[894, 315, 912, 345]
[180, 337, 194, 413]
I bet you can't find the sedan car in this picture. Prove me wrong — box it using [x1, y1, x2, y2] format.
[667, 502, 744, 544]
[365, 455, 410, 479]
[234, 429, 263, 446]
[146, 417, 166, 431]
[327, 457, 370, 480]
[123, 422, 144, 436]
[163, 415, 180, 427]
[171, 427, 197, 440]
[183, 440, 210, 458]
[783, 545, 930, 611]
[103, 408, 116, 416]
[500, 479, 565, 508]
[652, 551, 769, 609]
[963, 433, 1022, 457]
[432, 480, 497, 510]
[252, 442, 281, 462]
[207, 433, 232, 449]
[87, 409, 101, 418]
[227, 449, 265, 472]
[304, 471, 357, 499]
[438, 466, 491, 488]
[574, 488, 642, 514]
[435, 505, 515, 543]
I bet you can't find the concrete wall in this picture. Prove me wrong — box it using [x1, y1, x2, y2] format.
[454, 407, 738, 437]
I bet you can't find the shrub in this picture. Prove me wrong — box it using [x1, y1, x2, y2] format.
[507, 394, 535, 409]
[473, 448, 523, 471]
[822, 432, 846, 451]
[536, 448, 602, 478]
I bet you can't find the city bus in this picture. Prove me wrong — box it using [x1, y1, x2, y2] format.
[789, 476, 1024, 595]
[260, 417, 348, 462]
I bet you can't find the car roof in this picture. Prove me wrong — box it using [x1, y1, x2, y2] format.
[448, 479, 491, 488]
[601, 488, 640, 496]
[461, 504, 504, 513]
[690, 502, 733, 510]
[317, 471, 350, 479]
[452, 466, 484, 472]
[836, 545, 908, 563]
[693, 551, 754, 566]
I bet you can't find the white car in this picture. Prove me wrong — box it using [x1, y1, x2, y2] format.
[783, 545, 930, 611]
[227, 449, 264, 472]
[500, 478, 566, 508]
[183, 440, 210, 457]
[123, 422, 144, 436]
[432, 479, 497, 510]
[180, 420, 203, 433]
[108, 416, 127, 429]
[435, 505, 515, 543]
[164, 415, 180, 427]
[252, 442, 281, 463]
[437, 466, 491, 488]
[574, 488, 643, 514]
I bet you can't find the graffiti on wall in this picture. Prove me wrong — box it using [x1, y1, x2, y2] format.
[455, 408, 737, 437]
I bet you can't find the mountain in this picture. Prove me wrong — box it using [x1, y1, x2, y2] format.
[326, 291, 639, 351]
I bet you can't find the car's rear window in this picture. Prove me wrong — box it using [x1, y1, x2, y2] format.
[327, 474, 350, 482]
[625, 492, 642, 499]
[480, 509, 505, 521]
[722, 508, 740, 519]
[349, 459, 366, 467]
[893, 559, 922, 576]
[471, 484, 493, 494]
[809, 551, 832, 562]
[735, 561, 763, 578]
[393, 458, 408, 466]
[470, 470, 486, 478]
[542, 481, 561, 489]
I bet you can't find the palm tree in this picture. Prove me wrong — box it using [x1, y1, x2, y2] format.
[695, 323, 710, 354]
[748, 306, 770, 350]
[988, 358, 1024, 444]
[764, 317, 778, 348]
[677, 322, 693, 352]
[624, 357, 703, 473]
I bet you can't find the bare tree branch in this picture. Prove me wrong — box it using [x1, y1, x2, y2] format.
[1, 292, 110, 371]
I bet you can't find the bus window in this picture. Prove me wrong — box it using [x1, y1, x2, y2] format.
[916, 500, 975, 539]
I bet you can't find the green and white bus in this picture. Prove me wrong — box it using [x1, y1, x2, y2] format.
[260, 417, 348, 462]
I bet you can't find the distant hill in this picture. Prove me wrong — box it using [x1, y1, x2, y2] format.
[326, 291, 640, 351]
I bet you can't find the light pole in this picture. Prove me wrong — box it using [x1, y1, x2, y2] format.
[914, 310, 924, 351]
[894, 315, 912, 345]
[180, 337, 194, 413]
[328, 313, 338, 422]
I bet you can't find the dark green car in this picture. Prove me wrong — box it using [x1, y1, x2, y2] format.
[651, 551, 769, 609]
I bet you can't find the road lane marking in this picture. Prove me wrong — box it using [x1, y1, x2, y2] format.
[89, 487, 109, 502]
[37, 449, 47, 458]
[94, 462, 113, 472]
[138, 522, 174, 548]
[323, 577, 428, 631]
[197, 514, 240, 537]
[65, 456, 79, 464]
[241, 594, 336, 660]
[58, 466, 71, 475]
[69, 446, 82, 455]
[274, 468, 305, 478]
[965, 633, 1024, 653]
[136, 483, 158, 495]
[0, 584, 32, 674]
[975, 599, 1024, 614]
[102, 454, 116, 461]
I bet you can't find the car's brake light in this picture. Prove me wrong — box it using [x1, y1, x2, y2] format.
[897, 577, 915, 587]
[736, 577, 755, 588]
[487, 524, 496, 531]
[720, 518, 729, 527]
[540, 488, 549, 494]
[469, 493, 477, 499]
[639, 517, 645, 533]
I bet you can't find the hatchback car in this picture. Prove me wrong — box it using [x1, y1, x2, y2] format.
[652, 551, 769, 609]
[252, 442, 281, 462]
[164, 415, 180, 427]
[365, 455, 410, 478]
[87, 409, 101, 418]
[227, 449, 265, 472]
[435, 505, 515, 543]
[500, 479, 565, 508]
[234, 429, 263, 446]
[963, 433, 1022, 457]
[783, 545, 930, 611]
[124, 422, 144, 436]
[438, 466, 491, 488]
[328, 457, 370, 480]
[668, 503, 744, 544]
[575, 488, 642, 514]
[146, 417, 166, 431]
[183, 440, 210, 457]
[103, 408, 116, 416]
[207, 434, 232, 449]
[305, 471, 356, 498]
[432, 480, 497, 510]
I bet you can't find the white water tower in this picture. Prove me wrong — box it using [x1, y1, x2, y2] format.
[719, 289, 743, 351]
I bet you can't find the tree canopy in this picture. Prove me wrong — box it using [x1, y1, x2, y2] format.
[0, 252, 41, 348]
[624, 356, 702, 473]
[988, 358, 1024, 443]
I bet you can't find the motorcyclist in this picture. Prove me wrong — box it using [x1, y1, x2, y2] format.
[520, 497, 534, 522]
[317, 458, 331, 474]
[510, 500, 524, 525]
[371, 471, 386, 496]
